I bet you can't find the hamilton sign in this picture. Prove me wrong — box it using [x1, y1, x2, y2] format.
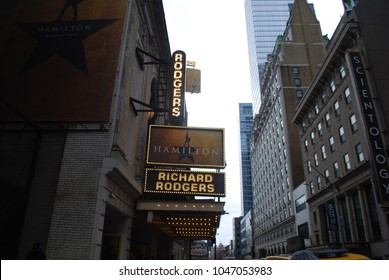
[144, 168, 226, 197]
[146, 125, 225, 168]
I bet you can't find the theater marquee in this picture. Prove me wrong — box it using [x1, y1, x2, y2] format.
[144, 168, 226, 197]
[146, 125, 225, 168]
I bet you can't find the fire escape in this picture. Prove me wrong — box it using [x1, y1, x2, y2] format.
[130, 47, 170, 120]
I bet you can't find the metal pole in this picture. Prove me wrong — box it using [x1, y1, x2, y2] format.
[214, 240, 216, 260]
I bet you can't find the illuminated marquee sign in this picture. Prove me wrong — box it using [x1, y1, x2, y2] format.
[144, 168, 226, 196]
[146, 125, 225, 168]
[170, 50, 186, 125]
[348, 50, 389, 207]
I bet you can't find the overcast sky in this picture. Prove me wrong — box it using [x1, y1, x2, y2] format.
[162, 0, 345, 245]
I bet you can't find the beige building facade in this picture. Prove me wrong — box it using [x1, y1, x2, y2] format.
[251, 0, 326, 256]
[292, 0, 389, 259]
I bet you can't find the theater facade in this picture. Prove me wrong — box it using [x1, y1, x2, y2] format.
[0, 0, 224, 259]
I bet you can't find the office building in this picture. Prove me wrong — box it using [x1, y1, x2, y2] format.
[244, 0, 294, 114]
[292, 0, 389, 259]
[239, 103, 254, 215]
[251, 0, 326, 256]
[232, 216, 243, 259]
[240, 210, 254, 258]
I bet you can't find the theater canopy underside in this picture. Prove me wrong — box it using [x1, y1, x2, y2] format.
[137, 200, 225, 240]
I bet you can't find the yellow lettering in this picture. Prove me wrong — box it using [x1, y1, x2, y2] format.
[174, 61, 182, 69]
[182, 183, 190, 191]
[172, 98, 181, 107]
[191, 183, 198, 192]
[156, 182, 164, 190]
[171, 173, 178, 181]
[158, 172, 166, 180]
[205, 174, 213, 182]
[199, 183, 206, 192]
[188, 174, 196, 182]
[173, 79, 182, 88]
[179, 173, 187, 181]
[164, 182, 172, 191]
[173, 70, 182, 79]
[172, 107, 180, 117]
[175, 53, 183, 61]
[173, 182, 181, 191]
[173, 88, 181, 97]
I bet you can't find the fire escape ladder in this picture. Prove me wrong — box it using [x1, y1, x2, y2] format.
[156, 63, 169, 117]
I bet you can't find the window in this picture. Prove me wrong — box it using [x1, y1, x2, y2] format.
[307, 112, 312, 122]
[329, 136, 335, 152]
[333, 161, 340, 178]
[317, 176, 322, 190]
[293, 67, 300, 74]
[302, 120, 307, 132]
[344, 87, 351, 104]
[324, 169, 330, 182]
[350, 114, 358, 132]
[321, 90, 327, 102]
[321, 145, 327, 160]
[307, 160, 312, 173]
[338, 126, 346, 143]
[296, 90, 303, 99]
[294, 78, 301, 87]
[315, 103, 320, 115]
[317, 122, 323, 136]
[310, 131, 315, 144]
[310, 181, 315, 194]
[325, 112, 330, 127]
[356, 143, 364, 162]
[295, 195, 306, 213]
[304, 139, 308, 151]
[344, 153, 351, 170]
[339, 64, 346, 79]
[330, 80, 336, 92]
[297, 223, 309, 239]
[334, 101, 340, 116]
[314, 153, 319, 166]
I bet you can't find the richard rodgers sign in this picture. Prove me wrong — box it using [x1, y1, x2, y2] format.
[146, 125, 225, 169]
[144, 168, 226, 197]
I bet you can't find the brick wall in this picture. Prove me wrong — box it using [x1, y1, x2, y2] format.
[46, 131, 111, 259]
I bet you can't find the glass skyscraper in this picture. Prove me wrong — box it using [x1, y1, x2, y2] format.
[239, 103, 253, 215]
[244, 0, 294, 114]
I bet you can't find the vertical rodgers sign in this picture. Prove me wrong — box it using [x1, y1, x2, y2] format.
[348, 50, 389, 207]
[170, 50, 186, 125]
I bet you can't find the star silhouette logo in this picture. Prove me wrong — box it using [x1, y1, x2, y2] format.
[175, 131, 199, 162]
[17, 19, 117, 75]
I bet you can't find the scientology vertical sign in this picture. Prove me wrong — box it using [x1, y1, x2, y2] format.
[348, 50, 389, 207]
